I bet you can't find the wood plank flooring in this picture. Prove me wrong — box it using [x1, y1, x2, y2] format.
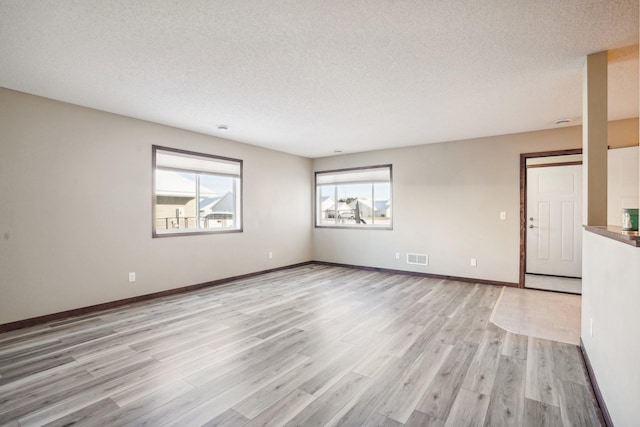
[0, 264, 602, 426]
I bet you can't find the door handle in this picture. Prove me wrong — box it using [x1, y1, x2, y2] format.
[529, 217, 534, 221]
[529, 224, 534, 228]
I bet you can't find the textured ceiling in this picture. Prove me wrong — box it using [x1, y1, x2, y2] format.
[0, 1, 638, 158]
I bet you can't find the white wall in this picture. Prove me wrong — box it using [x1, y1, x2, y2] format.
[313, 119, 638, 284]
[0, 89, 313, 325]
[608, 145, 639, 226]
[582, 231, 640, 427]
[1, 86, 638, 326]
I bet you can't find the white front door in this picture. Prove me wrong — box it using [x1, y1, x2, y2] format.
[526, 164, 582, 278]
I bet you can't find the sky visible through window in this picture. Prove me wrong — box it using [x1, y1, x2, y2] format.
[199, 173, 234, 196]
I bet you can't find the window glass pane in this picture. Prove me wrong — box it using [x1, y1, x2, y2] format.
[336, 183, 371, 225]
[315, 165, 392, 229]
[155, 170, 198, 231]
[153, 146, 242, 236]
[374, 182, 391, 226]
[319, 185, 337, 225]
[199, 174, 237, 229]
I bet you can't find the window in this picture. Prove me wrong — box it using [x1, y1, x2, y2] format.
[153, 146, 242, 237]
[315, 165, 392, 229]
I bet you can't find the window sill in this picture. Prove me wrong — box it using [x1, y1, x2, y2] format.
[315, 225, 393, 230]
[153, 228, 242, 238]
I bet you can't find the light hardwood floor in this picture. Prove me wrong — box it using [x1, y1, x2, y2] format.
[0, 265, 602, 426]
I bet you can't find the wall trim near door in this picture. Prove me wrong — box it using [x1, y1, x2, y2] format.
[519, 148, 583, 287]
[580, 338, 613, 427]
[0, 261, 315, 333]
[314, 261, 519, 288]
[527, 160, 583, 169]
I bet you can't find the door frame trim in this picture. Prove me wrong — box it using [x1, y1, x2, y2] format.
[519, 148, 583, 287]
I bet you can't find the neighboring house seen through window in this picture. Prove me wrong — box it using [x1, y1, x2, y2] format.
[153, 146, 242, 236]
[316, 165, 392, 229]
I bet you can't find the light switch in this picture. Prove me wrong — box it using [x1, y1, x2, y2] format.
[500, 211, 506, 220]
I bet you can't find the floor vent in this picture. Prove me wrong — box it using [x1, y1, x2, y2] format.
[407, 253, 428, 266]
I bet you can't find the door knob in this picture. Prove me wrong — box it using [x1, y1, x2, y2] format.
[529, 225, 534, 228]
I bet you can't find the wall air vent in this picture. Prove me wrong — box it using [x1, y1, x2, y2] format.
[407, 253, 428, 266]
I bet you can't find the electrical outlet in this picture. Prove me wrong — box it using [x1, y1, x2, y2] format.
[395, 252, 400, 260]
[268, 251, 273, 259]
[128, 272, 136, 283]
[470, 258, 477, 267]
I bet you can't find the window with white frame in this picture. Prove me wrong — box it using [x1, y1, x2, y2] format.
[153, 146, 242, 237]
[315, 165, 392, 229]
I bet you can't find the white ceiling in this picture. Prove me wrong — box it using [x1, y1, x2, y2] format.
[1, 1, 638, 158]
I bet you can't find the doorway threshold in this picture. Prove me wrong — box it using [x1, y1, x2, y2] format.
[525, 273, 582, 294]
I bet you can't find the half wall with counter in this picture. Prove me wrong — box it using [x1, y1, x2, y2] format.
[582, 226, 640, 426]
